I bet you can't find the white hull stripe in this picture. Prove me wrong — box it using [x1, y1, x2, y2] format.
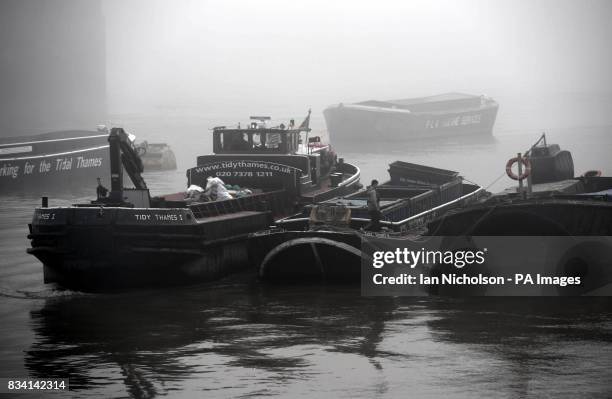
[0, 134, 108, 148]
[0, 145, 109, 162]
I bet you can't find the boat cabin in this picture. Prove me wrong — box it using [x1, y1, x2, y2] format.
[213, 127, 300, 155]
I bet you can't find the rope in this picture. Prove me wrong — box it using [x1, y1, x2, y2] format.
[462, 172, 506, 192]
[484, 171, 508, 191]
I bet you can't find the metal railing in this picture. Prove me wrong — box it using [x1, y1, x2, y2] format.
[189, 189, 289, 219]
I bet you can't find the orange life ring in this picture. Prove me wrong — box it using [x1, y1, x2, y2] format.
[506, 156, 531, 181]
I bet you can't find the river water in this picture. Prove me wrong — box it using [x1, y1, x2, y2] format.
[1, 91, 612, 397]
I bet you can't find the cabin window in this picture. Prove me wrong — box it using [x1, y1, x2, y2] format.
[213, 130, 296, 153]
[266, 133, 281, 149]
[252, 132, 263, 148]
[221, 132, 251, 151]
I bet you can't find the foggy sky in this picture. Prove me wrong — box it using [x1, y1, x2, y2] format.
[103, 0, 612, 115]
[0, 0, 106, 134]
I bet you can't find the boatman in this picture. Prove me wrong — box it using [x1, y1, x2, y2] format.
[365, 179, 382, 231]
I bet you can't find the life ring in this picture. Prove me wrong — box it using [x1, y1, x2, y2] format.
[506, 156, 531, 181]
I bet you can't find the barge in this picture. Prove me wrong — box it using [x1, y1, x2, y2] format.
[420, 135, 612, 295]
[27, 112, 361, 291]
[323, 92, 498, 149]
[250, 135, 612, 292]
[0, 129, 110, 193]
[249, 162, 485, 282]
[427, 134, 612, 236]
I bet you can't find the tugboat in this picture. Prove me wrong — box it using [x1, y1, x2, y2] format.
[185, 113, 361, 206]
[26, 112, 361, 291]
[135, 141, 177, 171]
[249, 162, 485, 282]
[0, 128, 110, 193]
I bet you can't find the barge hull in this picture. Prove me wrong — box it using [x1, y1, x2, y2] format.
[250, 230, 362, 282]
[0, 131, 111, 193]
[427, 200, 612, 236]
[38, 239, 251, 290]
[28, 207, 272, 291]
[324, 105, 498, 141]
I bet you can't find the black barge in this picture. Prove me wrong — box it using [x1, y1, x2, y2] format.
[27, 113, 361, 290]
[249, 162, 484, 282]
[419, 135, 612, 295]
[250, 135, 612, 286]
[427, 135, 612, 236]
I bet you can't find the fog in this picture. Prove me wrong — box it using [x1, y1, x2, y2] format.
[1, 0, 612, 133]
[102, 0, 612, 117]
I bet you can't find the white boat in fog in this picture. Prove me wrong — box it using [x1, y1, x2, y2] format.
[323, 92, 499, 147]
[0, 130, 110, 193]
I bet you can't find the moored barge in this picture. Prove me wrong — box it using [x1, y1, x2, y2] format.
[420, 135, 612, 295]
[249, 162, 485, 282]
[0, 129, 110, 193]
[324, 92, 498, 149]
[250, 135, 612, 289]
[427, 134, 612, 236]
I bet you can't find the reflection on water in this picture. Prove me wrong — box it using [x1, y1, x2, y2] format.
[22, 281, 612, 398]
[24, 281, 397, 397]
